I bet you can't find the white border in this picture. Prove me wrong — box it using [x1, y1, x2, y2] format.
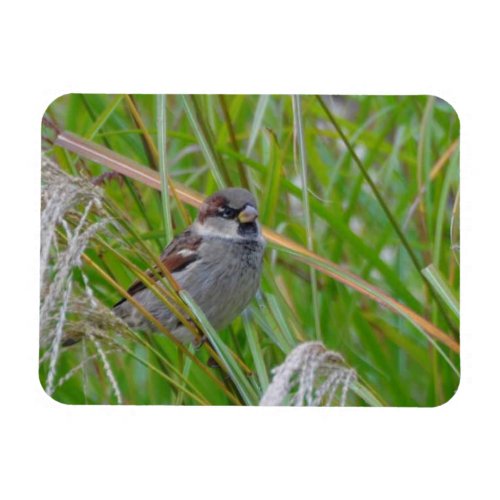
[2, 1, 499, 498]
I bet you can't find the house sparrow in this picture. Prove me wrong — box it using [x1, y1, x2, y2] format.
[113, 188, 265, 343]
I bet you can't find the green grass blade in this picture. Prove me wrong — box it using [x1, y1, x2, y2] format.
[179, 291, 260, 405]
[85, 95, 125, 141]
[264, 293, 299, 350]
[292, 95, 322, 340]
[243, 312, 269, 392]
[246, 94, 270, 156]
[156, 94, 174, 243]
[422, 264, 459, 319]
[260, 129, 282, 227]
[218, 95, 250, 189]
[175, 344, 195, 405]
[450, 189, 460, 265]
[116, 341, 210, 405]
[180, 95, 226, 188]
[433, 150, 458, 266]
[351, 381, 385, 407]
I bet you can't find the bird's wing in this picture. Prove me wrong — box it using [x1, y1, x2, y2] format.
[113, 229, 202, 308]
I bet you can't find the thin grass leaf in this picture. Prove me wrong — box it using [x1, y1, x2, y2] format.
[181, 95, 226, 188]
[218, 95, 250, 189]
[156, 94, 174, 243]
[422, 264, 459, 319]
[117, 329, 211, 405]
[292, 95, 322, 340]
[175, 344, 195, 405]
[124, 95, 159, 168]
[123, 328, 211, 406]
[403, 139, 459, 230]
[417, 97, 435, 211]
[180, 291, 260, 405]
[309, 119, 418, 168]
[260, 129, 282, 227]
[243, 312, 269, 391]
[246, 94, 270, 156]
[450, 189, 460, 265]
[433, 151, 458, 266]
[85, 95, 125, 141]
[116, 341, 210, 405]
[351, 380, 385, 407]
[249, 304, 290, 353]
[265, 293, 299, 350]
[125, 95, 192, 225]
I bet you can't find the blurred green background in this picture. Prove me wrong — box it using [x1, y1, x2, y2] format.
[41, 94, 460, 406]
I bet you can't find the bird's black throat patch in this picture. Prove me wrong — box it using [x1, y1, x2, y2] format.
[237, 221, 258, 237]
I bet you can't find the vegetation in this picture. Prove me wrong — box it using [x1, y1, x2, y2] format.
[40, 94, 460, 406]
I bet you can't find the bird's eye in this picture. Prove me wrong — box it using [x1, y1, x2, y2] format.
[219, 206, 238, 219]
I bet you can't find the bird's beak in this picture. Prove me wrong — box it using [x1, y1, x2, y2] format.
[238, 205, 259, 223]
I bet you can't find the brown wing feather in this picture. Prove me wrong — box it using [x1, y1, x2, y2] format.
[113, 229, 201, 308]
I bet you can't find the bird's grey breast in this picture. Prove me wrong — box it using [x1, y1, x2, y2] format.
[178, 236, 265, 329]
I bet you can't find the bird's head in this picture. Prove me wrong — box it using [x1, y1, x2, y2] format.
[196, 187, 261, 239]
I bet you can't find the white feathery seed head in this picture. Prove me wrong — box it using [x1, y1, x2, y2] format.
[260, 341, 356, 407]
[40, 156, 125, 400]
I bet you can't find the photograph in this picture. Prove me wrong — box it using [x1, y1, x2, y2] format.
[40, 94, 460, 406]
